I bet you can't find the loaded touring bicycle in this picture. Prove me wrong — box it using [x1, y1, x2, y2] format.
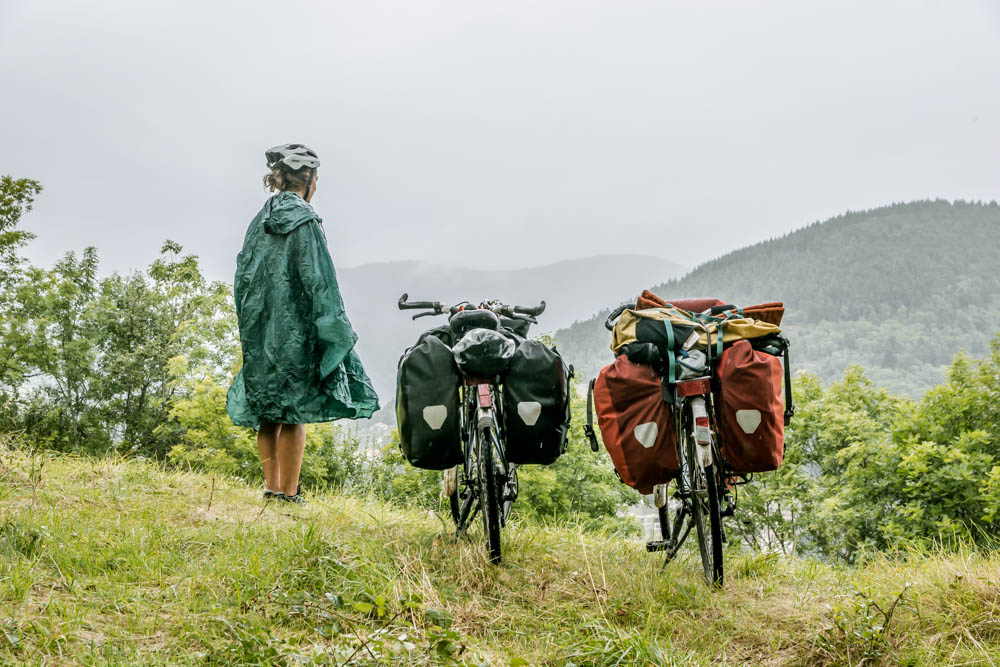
[587, 292, 793, 586]
[396, 294, 572, 564]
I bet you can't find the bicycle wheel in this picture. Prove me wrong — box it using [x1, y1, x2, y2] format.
[478, 426, 503, 564]
[688, 437, 724, 586]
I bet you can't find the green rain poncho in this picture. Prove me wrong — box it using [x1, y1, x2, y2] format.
[226, 192, 379, 427]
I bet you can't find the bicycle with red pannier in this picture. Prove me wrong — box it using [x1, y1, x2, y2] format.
[586, 291, 793, 586]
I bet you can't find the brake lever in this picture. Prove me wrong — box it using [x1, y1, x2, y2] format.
[412, 312, 436, 320]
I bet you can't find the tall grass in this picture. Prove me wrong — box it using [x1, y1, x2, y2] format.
[0, 439, 997, 665]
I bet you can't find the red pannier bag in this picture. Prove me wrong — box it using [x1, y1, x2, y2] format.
[589, 355, 679, 494]
[714, 339, 785, 473]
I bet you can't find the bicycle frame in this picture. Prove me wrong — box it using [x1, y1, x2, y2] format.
[648, 381, 728, 572]
[452, 379, 512, 530]
[648, 314, 734, 586]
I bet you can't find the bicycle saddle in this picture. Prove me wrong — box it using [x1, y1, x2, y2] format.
[450, 308, 499, 338]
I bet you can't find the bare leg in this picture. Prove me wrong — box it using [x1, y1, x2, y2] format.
[258, 420, 281, 492]
[276, 423, 306, 496]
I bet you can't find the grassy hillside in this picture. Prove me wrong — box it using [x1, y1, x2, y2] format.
[1, 442, 997, 665]
[556, 200, 1000, 394]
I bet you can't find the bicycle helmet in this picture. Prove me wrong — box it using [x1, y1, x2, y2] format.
[265, 144, 320, 171]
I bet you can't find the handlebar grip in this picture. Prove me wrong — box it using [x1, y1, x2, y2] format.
[398, 293, 438, 311]
[513, 301, 546, 317]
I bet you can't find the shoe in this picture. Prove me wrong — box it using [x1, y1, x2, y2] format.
[281, 493, 306, 505]
[263, 489, 278, 499]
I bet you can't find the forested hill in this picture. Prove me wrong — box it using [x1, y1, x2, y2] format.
[556, 200, 1000, 394]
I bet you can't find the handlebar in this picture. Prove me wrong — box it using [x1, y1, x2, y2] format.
[398, 293, 446, 312]
[512, 301, 545, 317]
[397, 293, 545, 323]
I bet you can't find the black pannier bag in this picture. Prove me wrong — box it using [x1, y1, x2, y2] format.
[396, 336, 464, 470]
[417, 323, 454, 347]
[453, 328, 516, 377]
[502, 340, 572, 465]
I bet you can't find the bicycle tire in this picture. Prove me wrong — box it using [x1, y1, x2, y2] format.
[689, 438, 724, 586]
[703, 463, 724, 586]
[478, 426, 503, 564]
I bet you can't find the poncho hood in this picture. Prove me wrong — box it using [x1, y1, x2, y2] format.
[262, 191, 323, 235]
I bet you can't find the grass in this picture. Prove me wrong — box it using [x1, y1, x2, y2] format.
[0, 442, 998, 665]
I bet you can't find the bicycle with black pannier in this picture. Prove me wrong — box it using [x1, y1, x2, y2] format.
[397, 294, 570, 564]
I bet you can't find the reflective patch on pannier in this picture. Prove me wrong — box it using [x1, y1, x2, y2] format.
[422, 405, 448, 430]
[517, 401, 542, 426]
[634, 422, 659, 449]
[735, 409, 761, 434]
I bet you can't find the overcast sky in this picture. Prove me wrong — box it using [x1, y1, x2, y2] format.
[2, 0, 998, 282]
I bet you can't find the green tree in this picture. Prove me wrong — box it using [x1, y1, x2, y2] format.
[734, 342, 1000, 561]
[90, 242, 235, 455]
[13, 249, 105, 451]
[0, 176, 42, 403]
[0, 175, 41, 287]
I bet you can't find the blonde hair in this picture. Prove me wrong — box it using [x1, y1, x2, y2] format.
[263, 165, 315, 193]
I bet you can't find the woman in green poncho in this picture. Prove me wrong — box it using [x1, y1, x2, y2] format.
[227, 144, 379, 504]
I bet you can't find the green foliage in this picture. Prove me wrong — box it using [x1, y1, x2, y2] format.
[0, 175, 41, 286]
[368, 436, 445, 510]
[164, 355, 258, 477]
[1, 241, 234, 455]
[815, 585, 912, 664]
[3, 180, 999, 561]
[557, 199, 1000, 395]
[734, 339, 1000, 560]
[515, 385, 640, 530]
[3, 446, 999, 665]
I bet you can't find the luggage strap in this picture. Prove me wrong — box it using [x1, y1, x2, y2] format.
[585, 379, 600, 452]
[782, 337, 795, 426]
[661, 314, 726, 379]
[661, 320, 676, 384]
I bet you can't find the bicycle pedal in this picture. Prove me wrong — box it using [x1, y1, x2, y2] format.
[720, 506, 735, 518]
[646, 540, 672, 553]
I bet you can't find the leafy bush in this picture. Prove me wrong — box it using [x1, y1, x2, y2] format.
[734, 338, 1000, 560]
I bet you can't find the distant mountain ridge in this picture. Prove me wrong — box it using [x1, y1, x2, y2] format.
[554, 200, 1000, 395]
[338, 254, 686, 404]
